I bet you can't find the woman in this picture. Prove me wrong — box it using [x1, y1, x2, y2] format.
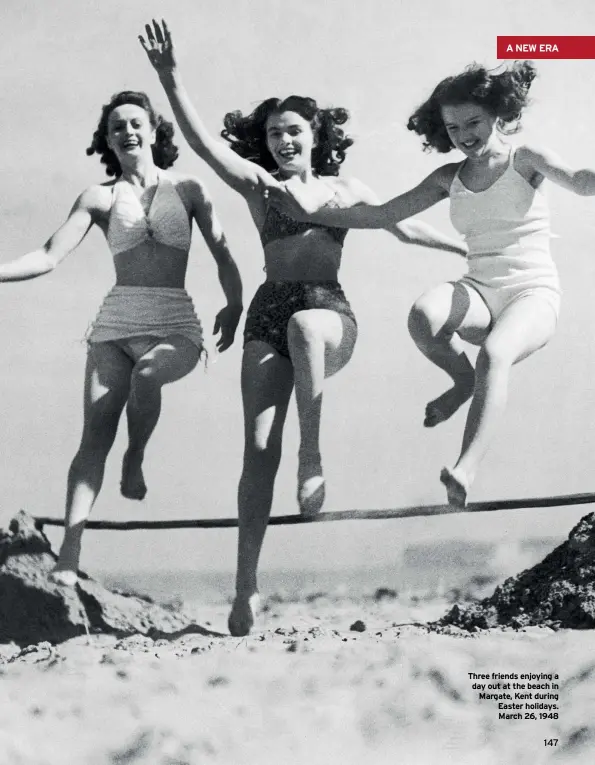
[0, 90, 242, 585]
[268, 61, 595, 509]
[140, 20, 466, 635]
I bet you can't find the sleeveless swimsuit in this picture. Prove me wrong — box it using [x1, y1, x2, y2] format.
[450, 146, 561, 322]
[87, 171, 204, 358]
[243, 186, 356, 358]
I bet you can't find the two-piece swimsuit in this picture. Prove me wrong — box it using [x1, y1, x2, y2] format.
[450, 145, 561, 322]
[87, 171, 205, 358]
[243, 197, 356, 358]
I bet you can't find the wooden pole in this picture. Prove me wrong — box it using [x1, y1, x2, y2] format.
[33, 491, 595, 532]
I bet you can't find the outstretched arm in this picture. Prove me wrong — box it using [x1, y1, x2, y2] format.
[266, 168, 450, 229]
[189, 179, 243, 352]
[522, 145, 595, 195]
[139, 19, 279, 199]
[0, 190, 95, 282]
[346, 177, 466, 256]
[390, 220, 467, 256]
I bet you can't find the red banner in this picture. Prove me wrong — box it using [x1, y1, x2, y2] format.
[497, 36, 595, 59]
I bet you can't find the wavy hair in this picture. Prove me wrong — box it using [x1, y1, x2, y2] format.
[86, 91, 179, 176]
[221, 95, 353, 176]
[407, 61, 537, 153]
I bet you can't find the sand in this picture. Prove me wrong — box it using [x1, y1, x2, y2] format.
[1, 596, 594, 765]
[2, 512, 594, 765]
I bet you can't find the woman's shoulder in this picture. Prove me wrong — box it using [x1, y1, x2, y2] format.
[76, 181, 115, 212]
[512, 143, 550, 169]
[162, 170, 210, 197]
[430, 162, 463, 190]
[509, 144, 548, 187]
[328, 176, 378, 204]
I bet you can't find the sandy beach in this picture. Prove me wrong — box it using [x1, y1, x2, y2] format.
[1, 510, 594, 765]
[2, 586, 594, 765]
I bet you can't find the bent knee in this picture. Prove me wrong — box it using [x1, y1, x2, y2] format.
[133, 361, 161, 381]
[408, 297, 449, 339]
[287, 311, 353, 358]
[88, 388, 129, 420]
[132, 352, 200, 386]
[477, 340, 514, 370]
[287, 312, 323, 347]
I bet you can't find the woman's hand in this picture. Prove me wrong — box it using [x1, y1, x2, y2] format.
[139, 19, 177, 74]
[213, 303, 243, 352]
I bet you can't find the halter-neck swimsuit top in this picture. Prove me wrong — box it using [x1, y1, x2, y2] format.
[107, 171, 192, 256]
[260, 184, 348, 248]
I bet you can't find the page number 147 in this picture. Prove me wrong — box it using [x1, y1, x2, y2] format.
[544, 740, 558, 747]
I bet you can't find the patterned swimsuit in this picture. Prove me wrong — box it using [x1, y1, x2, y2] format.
[244, 280, 356, 357]
[243, 199, 356, 357]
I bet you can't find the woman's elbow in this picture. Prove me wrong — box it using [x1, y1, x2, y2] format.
[38, 249, 59, 273]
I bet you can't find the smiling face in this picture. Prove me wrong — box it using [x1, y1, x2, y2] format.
[441, 102, 499, 158]
[265, 110, 317, 175]
[106, 104, 156, 165]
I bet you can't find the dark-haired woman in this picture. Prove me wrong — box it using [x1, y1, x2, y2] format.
[140, 20, 467, 636]
[268, 61, 595, 509]
[0, 90, 242, 584]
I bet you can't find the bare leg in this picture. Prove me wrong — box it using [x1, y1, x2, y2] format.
[442, 296, 557, 507]
[50, 343, 132, 584]
[287, 310, 357, 516]
[121, 335, 201, 500]
[408, 282, 491, 427]
[229, 341, 294, 637]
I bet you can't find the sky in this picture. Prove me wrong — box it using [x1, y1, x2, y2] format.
[1, 0, 595, 578]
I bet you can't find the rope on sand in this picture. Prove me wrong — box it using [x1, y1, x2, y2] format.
[33, 491, 595, 532]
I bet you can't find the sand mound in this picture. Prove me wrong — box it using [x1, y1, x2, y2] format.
[437, 512, 595, 631]
[0, 511, 211, 645]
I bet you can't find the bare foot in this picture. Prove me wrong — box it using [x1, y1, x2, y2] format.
[297, 456, 325, 517]
[49, 568, 79, 587]
[228, 592, 261, 637]
[121, 450, 147, 500]
[424, 380, 474, 428]
[440, 465, 470, 509]
[50, 529, 82, 586]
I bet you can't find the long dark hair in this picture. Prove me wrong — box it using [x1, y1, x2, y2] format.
[221, 95, 354, 176]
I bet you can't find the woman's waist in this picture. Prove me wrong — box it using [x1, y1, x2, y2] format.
[113, 248, 189, 288]
[263, 263, 341, 282]
[259, 278, 345, 290]
[107, 285, 192, 296]
[249, 279, 352, 311]
[114, 277, 188, 290]
[462, 226, 551, 253]
[465, 253, 559, 284]
[114, 256, 188, 288]
[94, 286, 199, 323]
[466, 245, 555, 267]
[263, 240, 342, 277]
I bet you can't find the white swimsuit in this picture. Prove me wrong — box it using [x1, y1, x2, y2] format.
[450, 146, 561, 321]
[106, 170, 192, 256]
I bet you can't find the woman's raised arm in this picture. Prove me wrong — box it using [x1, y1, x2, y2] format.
[140, 19, 279, 198]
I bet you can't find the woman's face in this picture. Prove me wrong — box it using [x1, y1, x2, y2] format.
[441, 102, 499, 158]
[265, 110, 316, 175]
[106, 104, 156, 163]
